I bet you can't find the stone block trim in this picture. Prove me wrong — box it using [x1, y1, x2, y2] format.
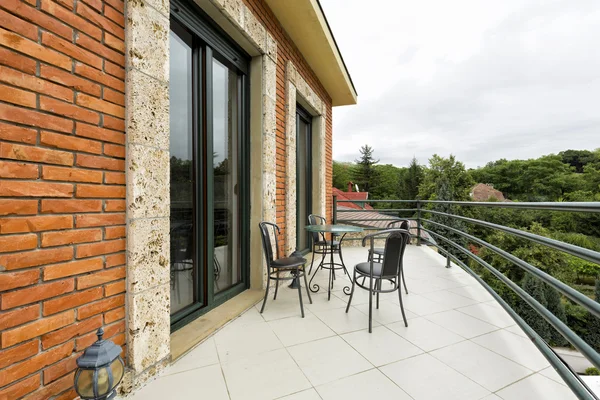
[0, 0, 127, 398]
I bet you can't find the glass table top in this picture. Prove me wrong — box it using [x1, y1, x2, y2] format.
[304, 224, 364, 233]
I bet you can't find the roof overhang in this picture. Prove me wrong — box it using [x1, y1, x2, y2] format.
[264, 0, 357, 106]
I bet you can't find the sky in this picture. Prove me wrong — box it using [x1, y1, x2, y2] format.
[320, 0, 600, 169]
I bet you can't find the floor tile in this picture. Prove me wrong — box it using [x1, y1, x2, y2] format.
[257, 290, 313, 322]
[163, 337, 219, 376]
[496, 373, 578, 400]
[425, 309, 499, 338]
[421, 289, 481, 308]
[341, 326, 422, 366]
[129, 364, 229, 400]
[221, 348, 311, 400]
[479, 395, 502, 400]
[276, 388, 322, 400]
[313, 307, 380, 334]
[380, 353, 490, 400]
[304, 292, 348, 313]
[227, 306, 265, 328]
[538, 366, 568, 386]
[332, 285, 372, 306]
[395, 293, 454, 316]
[214, 320, 283, 363]
[316, 368, 412, 400]
[456, 303, 516, 328]
[287, 336, 372, 386]
[268, 314, 336, 347]
[471, 329, 549, 371]
[353, 299, 417, 325]
[387, 317, 465, 351]
[503, 324, 528, 338]
[448, 284, 494, 302]
[431, 341, 533, 392]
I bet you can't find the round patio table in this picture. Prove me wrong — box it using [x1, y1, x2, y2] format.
[305, 224, 363, 300]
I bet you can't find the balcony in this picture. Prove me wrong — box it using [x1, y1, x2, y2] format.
[126, 240, 594, 400]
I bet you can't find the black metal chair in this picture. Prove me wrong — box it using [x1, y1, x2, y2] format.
[367, 219, 410, 294]
[170, 223, 194, 304]
[259, 222, 312, 317]
[346, 229, 411, 332]
[307, 214, 345, 275]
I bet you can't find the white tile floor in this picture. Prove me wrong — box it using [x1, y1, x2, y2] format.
[127, 245, 581, 400]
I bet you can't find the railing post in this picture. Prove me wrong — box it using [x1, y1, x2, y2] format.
[446, 253, 451, 268]
[416, 199, 422, 246]
[332, 195, 337, 224]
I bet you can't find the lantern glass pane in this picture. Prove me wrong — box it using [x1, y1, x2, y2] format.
[97, 366, 111, 396]
[77, 369, 95, 398]
[110, 358, 125, 386]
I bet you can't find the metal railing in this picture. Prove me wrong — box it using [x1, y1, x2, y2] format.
[333, 196, 600, 400]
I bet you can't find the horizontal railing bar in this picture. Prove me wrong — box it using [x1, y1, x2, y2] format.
[429, 246, 597, 400]
[423, 210, 600, 265]
[337, 208, 417, 213]
[422, 227, 600, 370]
[421, 218, 600, 319]
[336, 218, 404, 222]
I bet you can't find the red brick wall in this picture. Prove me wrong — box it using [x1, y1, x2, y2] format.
[243, 0, 335, 254]
[0, 0, 126, 398]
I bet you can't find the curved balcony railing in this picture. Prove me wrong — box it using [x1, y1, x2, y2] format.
[333, 196, 600, 400]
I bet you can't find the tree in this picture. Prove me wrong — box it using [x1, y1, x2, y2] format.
[399, 157, 423, 200]
[586, 278, 600, 352]
[369, 164, 403, 206]
[352, 144, 379, 193]
[517, 274, 551, 341]
[418, 154, 474, 201]
[332, 161, 354, 191]
[544, 284, 568, 346]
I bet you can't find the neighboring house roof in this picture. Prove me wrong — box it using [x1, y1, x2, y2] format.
[263, 0, 357, 106]
[470, 183, 508, 202]
[332, 187, 373, 210]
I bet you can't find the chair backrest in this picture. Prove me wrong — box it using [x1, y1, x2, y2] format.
[387, 219, 409, 230]
[380, 229, 410, 277]
[308, 214, 326, 245]
[170, 223, 194, 263]
[259, 222, 280, 268]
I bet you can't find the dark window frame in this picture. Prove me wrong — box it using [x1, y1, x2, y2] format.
[296, 104, 313, 253]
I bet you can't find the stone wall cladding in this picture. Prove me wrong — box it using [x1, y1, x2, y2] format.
[0, 0, 127, 398]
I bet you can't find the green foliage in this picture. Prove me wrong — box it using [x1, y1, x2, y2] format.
[585, 367, 600, 376]
[544, 285, 569, 346]
[517, 274, 551, 340]
[585, 278, 600, 352]
[370, 164, 404, 204]
[352, 144, 379, 193]
[419, 154, 474, 201]
[332, 161, 354, 190]
[399, 157, 423, 201]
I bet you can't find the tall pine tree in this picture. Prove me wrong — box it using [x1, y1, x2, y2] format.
[399, 156, 423, 200]
[516, 274, 551, 341]
[352, 145, 379, 193]
[586, 277, 600, 352]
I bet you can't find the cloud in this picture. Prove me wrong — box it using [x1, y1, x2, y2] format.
[322, 0, 600, 168]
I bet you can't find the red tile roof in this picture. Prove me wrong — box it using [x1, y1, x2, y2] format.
[332, 187, 373, 210]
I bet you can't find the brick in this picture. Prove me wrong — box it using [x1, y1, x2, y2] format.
[75, 185, 126, 201]
[76, 2, 124, 40]
[112, 332, 125, 347]
[0, 28, 71, 70]
[41, 131, 102, 154]
[104, 60, 125, 79]
[42, 165, 103, 183]
[40, 96, 100, 125]
[2, 0, 72, 39]
[0, 233, 37, 253]
[41, 199, 101, 213]
[1, 279, 74, 310]
[104, 320, 125, 339]
[0, 341, 73, 386]
[0, 9, 37, 40]
[0, 82, 36, 108]
[104, 32, 125, 54]
[1, 142, 73, 166]
[0, 121, 37, 144]
[76, 238, 125, 258]
[104, 171, 125, 184]
[43, 353, 78, 384]
[0, 269, 39, 291]
[104, 225, 125, 240]
[0, 340, 39, 369]
[0, 374, 39, 400]
[0, 304, 38, 331]
[42, 31, 102, 69]
[0, 160, 38, 179]
[104, 144, 125, 159]
[22, 371, 75, 400]
[2, 311, 74, 348]
[0, 103, 73, 133]
[0, 180, 73, 197]
[41, 315, 101, 349]
[0, 247, 72, 271]
[104, 279, 125, 296]
[75, 213, 125, 227]
[103, 87, 125, 106]
[104, 5, 124, 27]
[0, 215, 73, 234]
[54, 388, 77, 400]
[43, 287, 102, 315]
[0, 200, 37, 216]
[104, 199, 125, 212]
[75, 34, 124, 65]
[105, 253, 125, 268]
[80, 0, 101, 11]
[77, 266, 124, 289]
[75, 63, 125, 93]
[104, 306, 124, 324]
[53, 0, 73, 10]
[75, 122, 124, 144]
[0, 65, 72, 102]
[77, 294, 124, 320]
[0, 47, 36, 74]
[43, 257, 103, 280]
[40, 64, 101, 97]
[102, 115, 125, 131]
[74, 329, 98, 350]
[104, 0, 123, 14]
[77, 93, 125, 118]
[41, 0, 102, 40]
[75, 154, 124, 171]
[42, 229, 102, 248]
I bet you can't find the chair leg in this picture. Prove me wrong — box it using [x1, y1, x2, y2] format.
[368, 275, 373, 333]
[401, 266, 408, 294]
[398, 285, 408, 327]
[296, 267, 305, 318]
[273, 271, 280, 300]
[260, 278, 270, 313]
[338, 245, 346, 274]
[376, 280, 380, 310]
[308, 249, 316, 275]
[302, 267, 312, 304]
[345, 270, 356, 313]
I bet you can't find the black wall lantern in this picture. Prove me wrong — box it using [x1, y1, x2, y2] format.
[74, 328, 125, 400]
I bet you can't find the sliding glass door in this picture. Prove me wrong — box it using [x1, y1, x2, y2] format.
[169, 5, 249, 330]
[296, 105, 312, 253]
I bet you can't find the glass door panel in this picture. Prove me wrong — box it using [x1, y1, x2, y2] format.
[296, 109, 312, 252]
